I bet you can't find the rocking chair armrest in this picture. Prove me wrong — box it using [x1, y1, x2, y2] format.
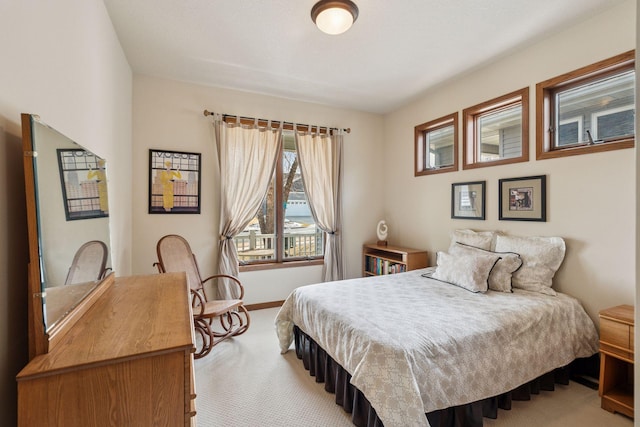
[201, 274, 245, 300]
[190, 289, 206, 316]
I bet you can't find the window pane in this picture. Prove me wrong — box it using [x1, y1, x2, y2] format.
[555, 70, 634, 147]
[236, 178, 276, 263]
[426, 125, 454, 168]
[558, 117, 582, 145]
[477, 105, 522, 162]
[594, 106, 634, 140]
[283, 135, 323, 259]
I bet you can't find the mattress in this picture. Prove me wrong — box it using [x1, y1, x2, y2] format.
[275, 268, 599, 427]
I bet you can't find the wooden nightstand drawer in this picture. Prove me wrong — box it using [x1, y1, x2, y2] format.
[600, 318, 631, 358]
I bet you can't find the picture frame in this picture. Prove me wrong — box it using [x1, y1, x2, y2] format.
[498, 175, 546, 221]
[149, 149, 201, 214]
[57, 148, 109, 221]
[451, 181, 485, 220]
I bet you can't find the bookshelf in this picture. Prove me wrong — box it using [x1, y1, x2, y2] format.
[363, 243, 428, 277]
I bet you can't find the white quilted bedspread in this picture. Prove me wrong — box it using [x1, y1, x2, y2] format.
[275, 268, 599, 427]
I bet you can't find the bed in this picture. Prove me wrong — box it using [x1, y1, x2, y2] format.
[275, 231, 600, 427]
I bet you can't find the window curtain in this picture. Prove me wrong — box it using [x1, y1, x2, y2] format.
[213, 115, 282, 298]
[295, 129, 344, 282]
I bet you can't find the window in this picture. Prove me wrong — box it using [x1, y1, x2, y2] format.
[415, 112, 458, 176]
[236, 130, 323, 269]
[463, 88, 529, 169]
[536, 50, 635, 159]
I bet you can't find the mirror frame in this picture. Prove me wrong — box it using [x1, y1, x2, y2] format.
[21, 113, 114, 359]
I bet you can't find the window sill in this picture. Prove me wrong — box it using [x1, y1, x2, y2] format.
[239, 258, 323, 272]
[536, 139, 634, 160]
[415, 165, 457, 176]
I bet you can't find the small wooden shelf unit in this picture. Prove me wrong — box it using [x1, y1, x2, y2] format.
[598, 304, 634, 419]
[363, 243, 428, 276]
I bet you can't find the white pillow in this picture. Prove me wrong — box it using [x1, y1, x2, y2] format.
[432, 251, 501, 293]
[449, 242, 522, 293]
[494, 235, 566, 295]
[449, 229, 496, 251]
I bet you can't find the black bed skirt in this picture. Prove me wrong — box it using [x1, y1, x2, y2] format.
[294, 325, 585, 427]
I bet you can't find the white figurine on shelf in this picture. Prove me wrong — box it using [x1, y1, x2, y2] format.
[376, 220, 388, 246]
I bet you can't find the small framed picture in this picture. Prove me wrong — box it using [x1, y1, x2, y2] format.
[57, 148, 109, 221]
[499, 175, 546, 221]
[149, 149, 201, 214]
[451, 181, 485, 220]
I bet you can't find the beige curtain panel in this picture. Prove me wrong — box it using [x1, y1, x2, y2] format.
[213, 116, 282, 298]
[295, 130, 344, 282]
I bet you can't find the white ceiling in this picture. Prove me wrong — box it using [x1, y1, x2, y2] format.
[103, 0, 626, 114]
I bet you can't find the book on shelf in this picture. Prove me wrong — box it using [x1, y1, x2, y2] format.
[365, 255, 407, 275]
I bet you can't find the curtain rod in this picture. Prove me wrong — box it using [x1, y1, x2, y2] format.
[203, 110, 351, 134]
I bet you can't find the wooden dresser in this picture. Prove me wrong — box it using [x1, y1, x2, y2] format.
[16, 273, 196, 426]
[598, 304, 634, 418]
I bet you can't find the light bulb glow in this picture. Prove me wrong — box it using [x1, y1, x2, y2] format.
[316, 8, 354, 35]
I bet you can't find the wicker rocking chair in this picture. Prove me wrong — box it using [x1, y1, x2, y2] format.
[154, 234, 250, 358]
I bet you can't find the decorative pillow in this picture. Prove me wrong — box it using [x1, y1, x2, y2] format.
[432, 251, 501, 293]
[449, 229, 497, 251]
[494, 235, 566, 295]
[449, 242, 522, 293]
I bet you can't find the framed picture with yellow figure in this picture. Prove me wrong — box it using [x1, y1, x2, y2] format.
[149, 149, 201, 214]
[57, 148, 109, 220]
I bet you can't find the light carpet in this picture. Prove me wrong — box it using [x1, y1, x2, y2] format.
[194, 308, 633, 427]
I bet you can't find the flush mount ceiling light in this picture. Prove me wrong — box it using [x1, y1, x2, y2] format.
[311, 0, 359, 35]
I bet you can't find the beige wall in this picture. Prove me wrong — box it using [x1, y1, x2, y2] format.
[130, 1, 637, 316]
[131, 76, 385, 303]
[0, 0, 132, 423]
[383, 0, 636, 324]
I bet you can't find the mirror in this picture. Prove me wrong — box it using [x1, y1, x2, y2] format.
[21, 113, 113, 358]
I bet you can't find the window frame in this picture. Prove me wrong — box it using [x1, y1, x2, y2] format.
[239, 129, 325, 272]
[414, 112, 458, 176]
[462, 87, 529, 170]
[535, 50, 635, 160]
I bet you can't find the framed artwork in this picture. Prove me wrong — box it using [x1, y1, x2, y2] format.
[499, 175, 546, 221]
[149, 149, 201, 214]
[57, 149, 109, 221]
[451, 181, 485, 220]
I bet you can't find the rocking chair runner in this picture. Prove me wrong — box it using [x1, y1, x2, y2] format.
[154, 234, 250, 358]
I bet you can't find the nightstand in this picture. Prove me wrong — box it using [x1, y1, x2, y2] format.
[598, 304, 634, 418]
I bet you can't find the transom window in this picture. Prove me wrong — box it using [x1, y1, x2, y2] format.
[463, 88, 529, 169]
[536, 50, 635, 159]
[415, 113, 458, 176]
[235, 130, 324, 267]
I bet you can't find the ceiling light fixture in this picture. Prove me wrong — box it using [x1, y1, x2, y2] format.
[311, 0, 359, 35]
